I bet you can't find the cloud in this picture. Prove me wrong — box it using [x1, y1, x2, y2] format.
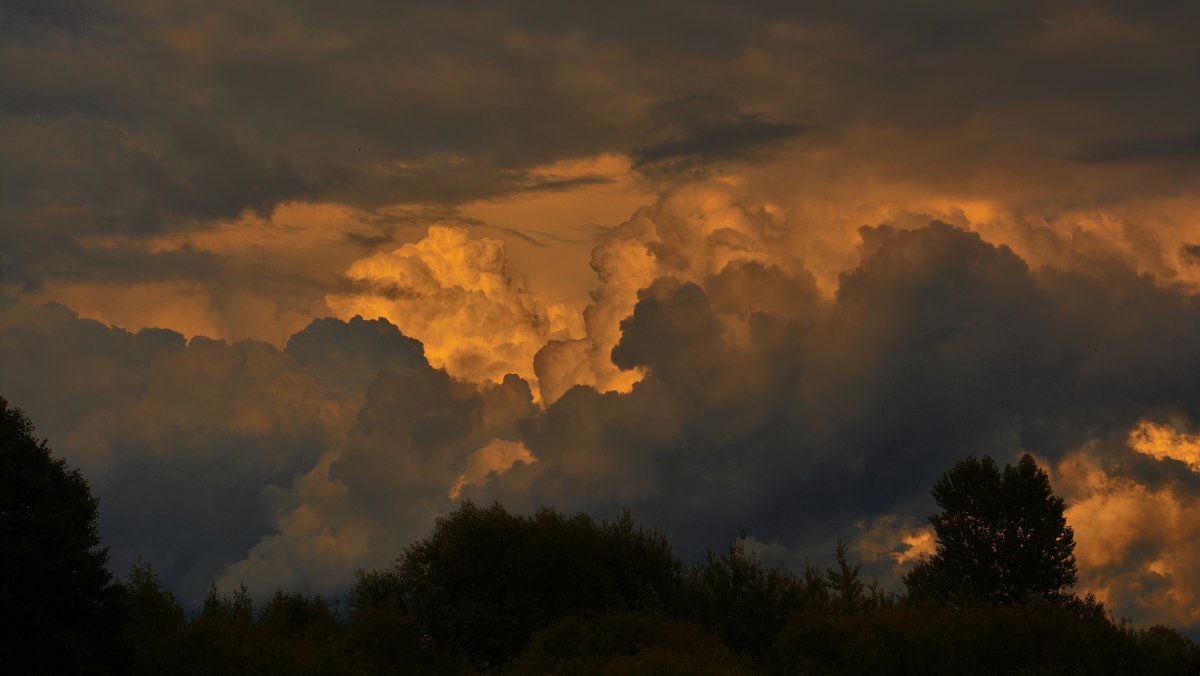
[1072, 131, 1200, 163]
[476, 220, 1200, 623]
[0, 89, 105, 117]
[8, 202, 420, 345]
[8, 208, 1200, 637]
[1129, 421, 1200, 472]
[285, 315, 427, 393]
[534, 181, 814, 404]
[132, 122, 324, 225]
[0, 301, 481, 601]
[450, 438, 536, 500]
[0, 0, 93, 38]
[222, 368, 537, 595]
[327, 226, 579, 391]
[632, 95, 806, 178]
[1056, 449, 1200, 629]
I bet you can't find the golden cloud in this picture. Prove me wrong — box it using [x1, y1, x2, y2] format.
[328, 226, 579, 392]
[1056, 449, 1200, 628]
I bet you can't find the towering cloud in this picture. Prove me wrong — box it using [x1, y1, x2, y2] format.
[535, 182, 817, 404]
[328, 226, 577, 392]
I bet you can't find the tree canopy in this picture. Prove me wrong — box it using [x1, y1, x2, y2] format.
[0, 397, 122, 672]
[4, 398, 1197, 674]
[904, 453, 1077, 604]
[357, 501, 681, 667]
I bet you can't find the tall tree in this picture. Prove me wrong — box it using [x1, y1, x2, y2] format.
[0, 397, 122, 673]
[904, 454, 1077, 604]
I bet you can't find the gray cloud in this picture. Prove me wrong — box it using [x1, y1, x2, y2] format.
[0, 89, 106, 117]
[127, 122, 324, 225]
[632, 95, 806, 177]
[4, 0, 1200, 301]
[0, 304, 463, 602]
[0, 0, 94, 38]
[1182, 244, 1200, 266]
[476, 223, 1200, 592]
[1073, 131, 1200, 163]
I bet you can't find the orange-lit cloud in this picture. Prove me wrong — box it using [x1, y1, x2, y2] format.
[18, 202, 389, 346]
[1129, 421, 1200, 471]
[853, 515, 936, 571]
[450, 438, 537, 499]
[1055, 449, 1200, 629]
[327, 226, 581, 390]
[535, 180, 816, 403]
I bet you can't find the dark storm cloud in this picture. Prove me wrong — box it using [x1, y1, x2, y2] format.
[0, 89, 105, 117]
[285, 315, 426, 392]
[1072, 131, 1200, 163]
[476, 223, 1200, 566]
[5, 0, 1200, 296]
[128, 122, 325, 224]
[0, 0, 93, 38]
[0, 235, 221, 292]
[0, 303, 483, 602]
[324, 157, 613, 210]
[632, 95, 806, 177]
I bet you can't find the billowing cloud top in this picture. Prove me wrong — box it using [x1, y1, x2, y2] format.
[3, 0, 1200, 634]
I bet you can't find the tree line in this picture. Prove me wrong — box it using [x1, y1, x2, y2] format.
[3, 396, 1199, 674]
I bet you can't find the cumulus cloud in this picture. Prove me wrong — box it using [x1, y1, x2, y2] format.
[8, 202, 1200, 640]
[222, 368, 537, 595]
[534, 181, 817, 404]
[473, 220, 1200, 633]
[0, 300, 509, 601]
[327, 226, 579, 391]
[1055, 447, 1200, 629]
[0, 302, 339, 598]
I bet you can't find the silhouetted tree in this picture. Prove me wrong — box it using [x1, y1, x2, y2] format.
[673, 533, 818, 660]
[826, 542, 888, 615]
[905, 454, 1076, 604]
[119, 560, 186, 674]
[367, 501, 680, 667]
[0, 397, 122, 673]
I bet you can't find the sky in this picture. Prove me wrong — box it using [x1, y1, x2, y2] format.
[3, 0, 1200, 631]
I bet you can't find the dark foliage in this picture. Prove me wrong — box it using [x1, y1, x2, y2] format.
[770, 594, 1198, 676]
[672, 534, 818, 659]
[905, 454, 1077, 604]
[0, 399, 1196, 675]
[377, 501, 681, 667]
[106, 503, 1200, 676]
[0, 397, 123, 674]
[117, 560, 186, 674]
[503, 610, 753, 675]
